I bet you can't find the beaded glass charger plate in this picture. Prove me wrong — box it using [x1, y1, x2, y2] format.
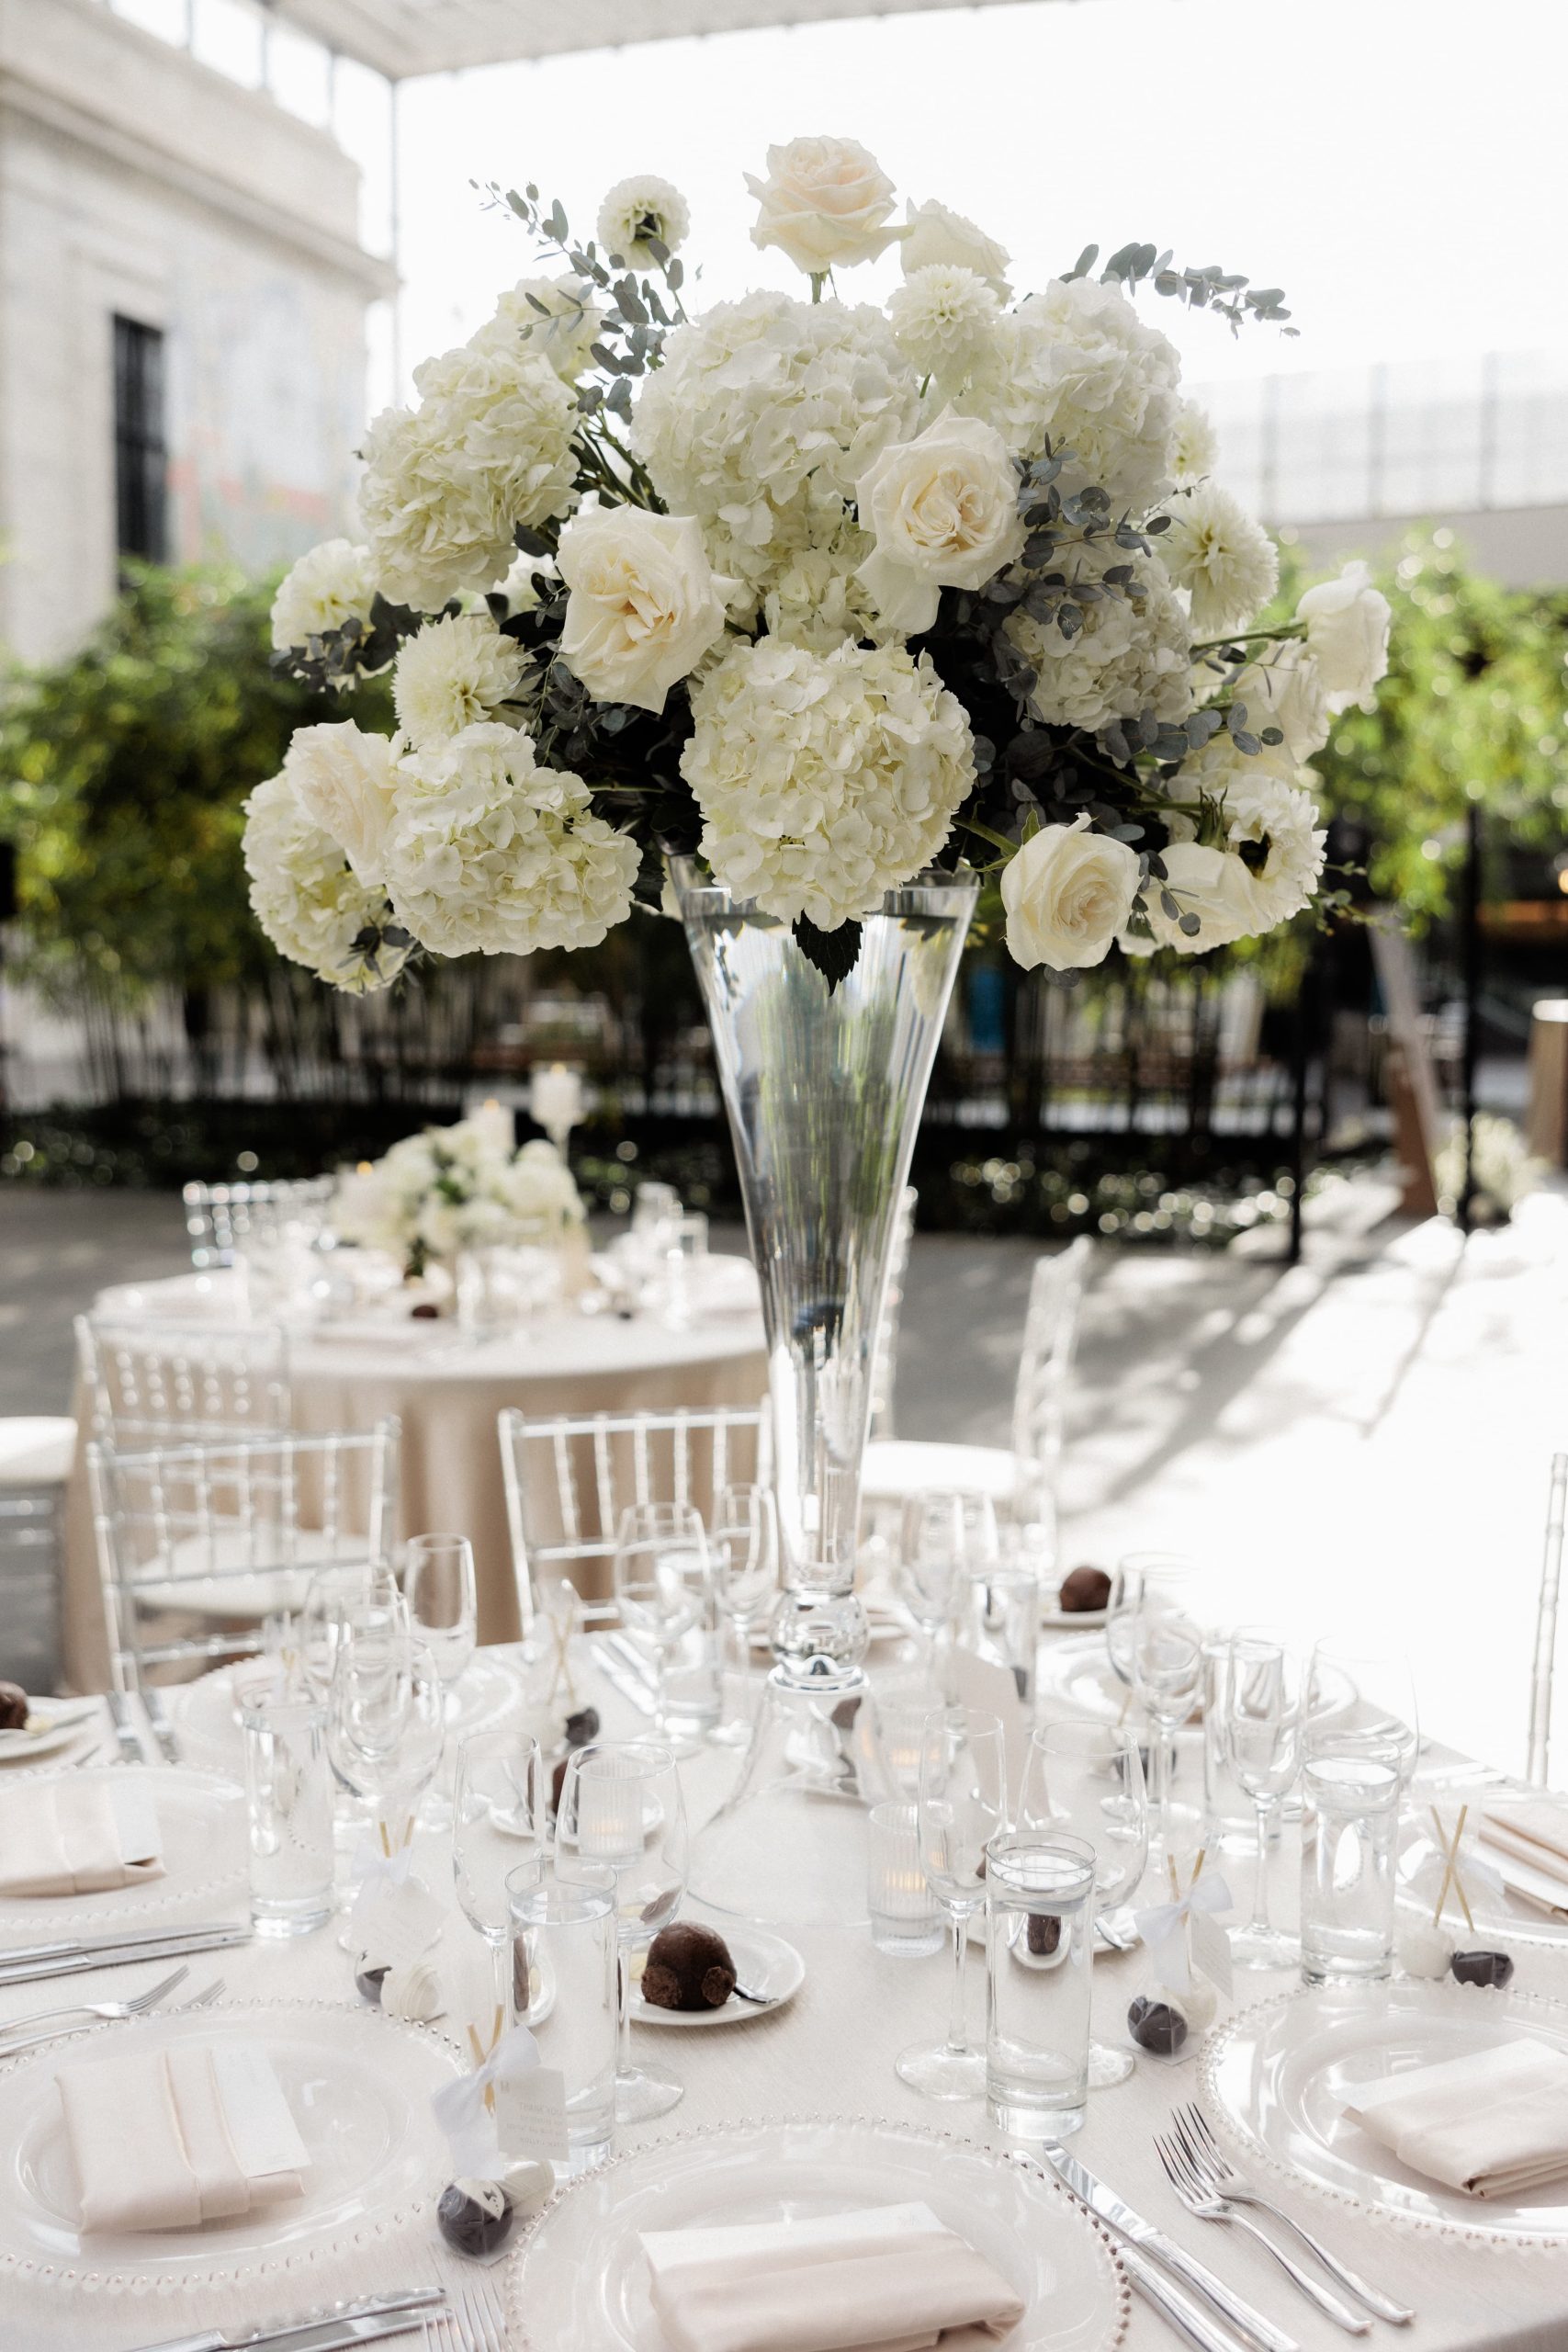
[179, 1652, 523, 1780]
[1201, 1980, 1568, 2244]
[0, 1765, 245, 1943]
[508, 2116, 1129, 2350]
[629, 1925, 804, 2029]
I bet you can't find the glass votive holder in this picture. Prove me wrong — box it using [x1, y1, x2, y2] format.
[875, 1695, 939, 1799]
[507, 1861, 619, 2175]
[868, 1801, 943, 1957]
[1301, 1751, 1400, 1986]
[239, 1686, 335, 1937]
[984, 1830, 1097, 2141]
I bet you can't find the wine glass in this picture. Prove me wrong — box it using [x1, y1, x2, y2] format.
[403, 1533, 478, 1702]
[1218, 1630, 1305, 1968]
[299, 1560, 403, 1701]
[453, 1729, 547, 2021]
[1307, 1643, 1420, 1791]
[1020, 1719, 1148, 2086]
[613, 1501, 710, 1747]
[897, 1705, 1007, 2100]
[555, 1737, 688, 2123]
[709, 1483, 778, 1747]
[899, 1492, 999, 1690]
[326, 1627, 446, 1838]
[1132, 1610, 1203, 1869]
[1106, 1552, 1198, 1695]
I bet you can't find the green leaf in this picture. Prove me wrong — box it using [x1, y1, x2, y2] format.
[792, 914, 863, 990]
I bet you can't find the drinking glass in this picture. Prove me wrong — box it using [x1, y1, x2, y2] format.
[299, 1561, 403, 1700]
[897, 1705, 1007, 2100]
[613, 1502, 714, 1746]
[240, 1686, 334, 1937]
[1132, 1611, 1202, 1869]
[454, 1729, 548, 2019]
[1020, 1720, 1147, 2085]
[1300, 1750, 1400, 1984]
[985, 1830, 1098, 2141]
[403, 1533, 478, 1699]
[1307, 1643, 1420, 1792]
[555, 1738, 688, 2123]
[709, 1483, 778, 1747]
[507, 1860, 618, 2174]
[899, 1493, 998, 1689]
[456, 1237, 562, 1340]
[326, 1628, 446, 1832]
[868, 1800, 944, 1958]
[1219, 1630, 1305, 1968]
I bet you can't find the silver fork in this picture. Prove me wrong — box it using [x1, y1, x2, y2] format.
[1155, 2130, 1371, 2335]
[1175, 2103, 1414, 2326]
[0, 1962, 189, 2051]
[175, 1976, 226, 2012]
[427, 2274, 507, 2352]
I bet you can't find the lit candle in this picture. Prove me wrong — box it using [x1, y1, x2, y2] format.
[531, 1063, 584, 1137]
[469, 1098, 513, 1153]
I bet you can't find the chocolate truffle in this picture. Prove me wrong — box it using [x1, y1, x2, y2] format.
[1027, 1913, 1064, 1959]
[564, 1706, 600, 1748]
[437, 2177, 513, 2257]
[1058, 1566, 1111, 1614]
[1450, 1948, 1515, 1989]
[642, 1921, 737, 2011]
[1128, 1996, 1188, 2055]
[0, 1682, 28, 1731]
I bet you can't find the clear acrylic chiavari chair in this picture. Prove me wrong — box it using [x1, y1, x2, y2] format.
[1527, 1451, 1568, 1786]
[76, 1314, 290, 1453]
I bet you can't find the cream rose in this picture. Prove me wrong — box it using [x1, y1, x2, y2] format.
[900, 199, 1011, 300]
[1143, 842, 1258, 953]
[1001, 814, 1141, 972]
[557, 507, 730, 715]
[856, 413, 1023, 636]
[281, 720, 401, 888]
[745, 137, 903, 276]
[1294, 560, 1393, 710]
[1231, 643, 1331, 763]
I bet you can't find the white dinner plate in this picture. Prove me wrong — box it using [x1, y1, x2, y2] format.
[508, 2116, 1129, 2350]
[0, 2000, 459, 2299]
[0, 1766, 246, 1944]
[1201, 1979, 1568, 2244]
[0, 1702, 100, 1769]
[630, 1926, 804, 2029]
[1041, 1604, 1110, 1633]
[1398, 1793, 1568, 1952]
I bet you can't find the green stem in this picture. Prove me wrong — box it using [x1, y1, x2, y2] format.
[957, 817, 1020, 860]
[1190, 622, 1301, 654]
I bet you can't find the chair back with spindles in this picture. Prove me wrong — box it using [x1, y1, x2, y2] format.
[1528, 1451, 1568, 1785]
[77, 1315, 290, 1452]
[498, 1403, 767, 1635]
[866, 1184, 918, 1445]
[1009, 1235, 1093, 1521]
[182, 1177, 336, 1269]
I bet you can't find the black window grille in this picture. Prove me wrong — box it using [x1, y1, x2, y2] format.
[113, 315, 167, 567]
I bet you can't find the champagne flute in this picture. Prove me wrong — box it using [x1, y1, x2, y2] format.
[897, 1705, 1007, 2100]
[555, 1737, 688, 2123]
[327, 1626, 446, 1838]
[1020, 1719, 1147, 2085]
[709, 1483, 778, 1747]
[453, 1729, 547, 2020]
[403, 1533, 478, 1702]
[1133, 1610, 1202, 1869]
[613, 1501, 710, 1746]
[1106, 1552, 1198, 1696]
[1219, 1629, 1305, 1968]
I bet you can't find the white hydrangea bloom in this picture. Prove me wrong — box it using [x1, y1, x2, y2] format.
[386, 721, 637, 957]
[886, 266, 1000, 394]
[759, 497, 881, 652]
[282, 720, 401, 886]
[1228, 641, 1331, 763]
[681, 638, 976, 930]
[964, 277, 1181, 509]
[597, 175, 691, 265]
[270, 539, 378, 654]
[242, 771, 409, 996]
[498, 1137, 587, 1227]
[1170, 399, 1219, 483]
[1010, 561, 1193, 732]
[1156, 481, 1279, 638]
[359, 336, 579, 606]
[471, 275, 604, 382]
[392, 612, 528, 747]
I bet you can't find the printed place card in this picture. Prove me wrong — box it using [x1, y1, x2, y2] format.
[351, 1871, 446, 1972]
[493, 2064, 570, 2163]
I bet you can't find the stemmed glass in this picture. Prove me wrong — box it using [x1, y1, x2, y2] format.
[453, 1729, 548, 2020]
[299, 1560, 404, 1700]
[897, 1705, 1007, 2100]
[1219, 1630, 1305, 1968]
[326, 1626, 446, 1837]
[1132, 1610, 1203, 1869]
[899, 1493, 999, 1690]
[1020, 1719, 1148, 2086]
[556, 1737, 688, 2123]
[613, 1501, 710, 1747]
[1106, 1553, 1198, 1699]
[709, 1483, 778, 1747]
[1307, 1643, 1420, 1791]
[403, 1533, 478, 1705]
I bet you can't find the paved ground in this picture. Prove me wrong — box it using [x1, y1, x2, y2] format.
[4, 1173, 1563, 1771]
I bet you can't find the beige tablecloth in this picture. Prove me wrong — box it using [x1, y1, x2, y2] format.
[63, 1274, 767, 1689]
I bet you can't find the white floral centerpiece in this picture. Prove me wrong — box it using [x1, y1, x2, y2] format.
[248, 136, 1392, 994]
[334, 1115, 584, 1280]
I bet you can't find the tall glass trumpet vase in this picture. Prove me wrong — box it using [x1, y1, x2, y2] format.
[675, 859, 977, 1928]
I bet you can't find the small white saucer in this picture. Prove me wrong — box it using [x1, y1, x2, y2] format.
[631, 1924, 804, 2028]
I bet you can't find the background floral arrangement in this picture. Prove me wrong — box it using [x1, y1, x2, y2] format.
[333, 1114, 584, 1275]
[249, 136, 1393, 993]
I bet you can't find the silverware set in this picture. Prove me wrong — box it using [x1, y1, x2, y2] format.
[0, 1918, 252, 1985]
[0, 1961, 225, 2054]
[422, 2272, 509, 2351]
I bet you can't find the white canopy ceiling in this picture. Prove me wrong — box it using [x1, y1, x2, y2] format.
[274, 0, 1044, 80]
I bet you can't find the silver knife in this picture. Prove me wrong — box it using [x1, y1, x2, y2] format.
[126, 2285, 446, 2352]
[1041, 2143, 1298, 2352]
[1121, 2245, 1255, 2352]
[143, 1686, 182, 1765]
[0, 1924, 251, 1986]
[106, 1689, 145, 1764]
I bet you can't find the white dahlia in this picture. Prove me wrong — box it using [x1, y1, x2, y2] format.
[472, 275, 604, 383]
[242, 771, 409, 995]
[596, 175, 691, 266]
[886, 265, 1000, 393]
[392, 612, 528, 748]
[1157, 481, 1279, 638]
[385, 722, 637, 957]
[1010, 561, 1193, 732]
[358, 337, 579, 606]
[681, 638, 976, 931]
[270, 539, 378, 654]
[1170, 400, 1219, 483]
[964, 277, 1181, 509]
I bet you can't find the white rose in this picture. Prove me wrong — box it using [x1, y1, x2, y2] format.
[281, 721, 401, 888]
[1231, 643, 1331, 763]
[900, 199, 1011, 300]
[1143, 842, 1258, 953]
[1001, 814, 1141, 973]
[856, 413, 1023, 636]
[557, 507, 730, 715]
[745, 136, 904, 276]
[1294, 560, 1392, 710]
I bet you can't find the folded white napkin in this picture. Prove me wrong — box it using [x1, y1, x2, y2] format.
[1482, 1801, 1568, 1910]
[640, 2201, 1026, 2352]
[57, 2042, 310, 2233]
[1345, 2039, 1568, 2198]
[0, 1779, 164, 1898]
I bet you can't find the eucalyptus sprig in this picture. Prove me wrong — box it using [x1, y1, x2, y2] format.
[1063, 242, 1297, 338]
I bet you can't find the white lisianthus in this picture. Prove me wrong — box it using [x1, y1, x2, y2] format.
[1170, 400, 1218, 483]
[900, 199, 1011, 299]
[1217, 771, 1326, 930]
[1001, 814, 1140, 973]
[1230, 642, 1331, 763]
[681, 638, 975, 930]
[386, 722, 637, 957]
[556, 506, 730, 714]
[1143, 842, 1259, 953]
[1156, 481, 1279, 639]
[242, 771, 409, 995]
[473, 275, 604, 382]
[359, 336, 578, 605]
[392, 613, 528, 748]
[886, 266, 1000, 395]
[856, 413, 1023, 636]
[597, 175, 690, 266]
[745, 136, 904, 276]
[1010, 561, 1192, 731]
[1295, 560, 1393, 709]
[280, 719, 401, 886]
[964, 277, 1181, 509]
[271, 539, 378, 661]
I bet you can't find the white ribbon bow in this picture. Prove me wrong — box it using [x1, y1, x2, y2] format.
[431, 2024, 542, 2177]
[1133, 1868, 1233, 1993]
